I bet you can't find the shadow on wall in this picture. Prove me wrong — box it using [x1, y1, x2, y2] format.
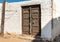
[52, 17, 60, 39]
[32, 17, 60, 42]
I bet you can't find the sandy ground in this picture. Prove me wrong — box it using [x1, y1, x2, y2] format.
[0, 33, 51, 42]
[0, 33, 35, 42]
[0, 37, 23, 42]
[0, 34, 23, 42]
[0, 33, 52, 42]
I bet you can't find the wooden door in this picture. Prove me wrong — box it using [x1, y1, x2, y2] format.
[22, 5, 41, 36]
[31, 5, 41, 36]
[22, 7, 30, 34]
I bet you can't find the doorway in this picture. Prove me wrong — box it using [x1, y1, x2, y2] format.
[22, 4, 41, 37]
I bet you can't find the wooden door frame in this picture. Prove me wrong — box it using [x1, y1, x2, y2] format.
[22, 4, 41, 36]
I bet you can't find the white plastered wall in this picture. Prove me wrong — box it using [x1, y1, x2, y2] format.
[3, 0, 52, 40]
[0, 3, 2, 33]
[52, 0, 60, 39]
[4, 3, 22, 34]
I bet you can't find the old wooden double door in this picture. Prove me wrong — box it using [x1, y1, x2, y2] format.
[22, 5, 41, 36]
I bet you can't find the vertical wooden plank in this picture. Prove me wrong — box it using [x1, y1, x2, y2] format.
[1, 0, 6, 34]
[29, 7, 33, 34]
[22, 7, 30, 34]
[31, 5, 41, 36]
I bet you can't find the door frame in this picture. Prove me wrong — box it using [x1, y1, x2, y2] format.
[21, 4, 41, 36]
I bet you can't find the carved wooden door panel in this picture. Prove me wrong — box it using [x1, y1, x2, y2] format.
[22, 5, 41, 36]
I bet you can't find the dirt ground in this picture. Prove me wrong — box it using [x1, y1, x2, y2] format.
[0, 33, 51, 42]
[0, 34, 27, 42]
[0, 33, 36, 42]
[0, 37, 23, 42]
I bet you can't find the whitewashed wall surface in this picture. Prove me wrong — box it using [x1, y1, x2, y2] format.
[0, 4, 2, 33]
[0, 0, 52, 40]
[52, 0, 60, 39]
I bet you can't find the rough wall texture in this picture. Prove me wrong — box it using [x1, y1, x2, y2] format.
[52, 0, 60, 39]
[0, 4, 2, 33]
[4, 3, 22, 34]
[0, 0, 52, 40]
